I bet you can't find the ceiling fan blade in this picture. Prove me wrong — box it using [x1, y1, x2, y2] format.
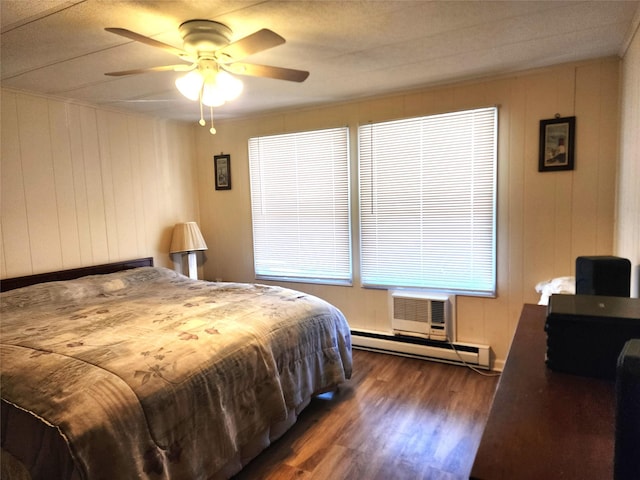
[105, 27, 187, 57]
[225, 63, 309, 82]
[105, 64, 193, 77]
[217, 29, 285, 62]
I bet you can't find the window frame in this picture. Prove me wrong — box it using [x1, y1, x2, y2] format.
[357, 106, 498, 296]
[248, 126, 353, 286]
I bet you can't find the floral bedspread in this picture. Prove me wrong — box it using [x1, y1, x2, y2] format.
[0, 267, 352, 479]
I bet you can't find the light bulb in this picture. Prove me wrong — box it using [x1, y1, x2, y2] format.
[175, 70, 203, 101]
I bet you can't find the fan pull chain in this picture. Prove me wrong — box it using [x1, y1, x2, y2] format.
[198, 86, 206, 126]
[196, 86, 216, 134]
[209, 105, 216, 135]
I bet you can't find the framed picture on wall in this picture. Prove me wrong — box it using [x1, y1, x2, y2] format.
[539, 116, 576, 172]
[214, 154, 231, 190]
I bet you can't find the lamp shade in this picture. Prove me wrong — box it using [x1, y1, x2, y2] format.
[170, 222, 208, 253]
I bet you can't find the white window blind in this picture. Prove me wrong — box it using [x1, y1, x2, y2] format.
[359, 107, 497, 295]
[249, 127, 351, 284]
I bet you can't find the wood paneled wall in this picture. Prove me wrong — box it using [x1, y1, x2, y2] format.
[1, 90, 200, 278]
[618, 26, 640, 297]
[195, 58, 621, 369]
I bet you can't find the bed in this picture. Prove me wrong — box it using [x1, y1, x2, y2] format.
[0, 258, 352, 480]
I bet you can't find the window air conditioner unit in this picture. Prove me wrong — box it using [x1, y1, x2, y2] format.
[390, 291, 455, 342]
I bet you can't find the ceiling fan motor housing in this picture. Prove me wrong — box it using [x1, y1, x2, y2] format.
[179, 20, 232, 54]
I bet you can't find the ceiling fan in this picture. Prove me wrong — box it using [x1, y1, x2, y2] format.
[104, 19, 309, 133]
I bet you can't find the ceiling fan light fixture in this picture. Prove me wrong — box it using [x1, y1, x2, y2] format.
[176, 65, 243, 106]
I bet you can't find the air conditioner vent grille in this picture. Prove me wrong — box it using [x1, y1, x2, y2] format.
[393, 296, 429, 323]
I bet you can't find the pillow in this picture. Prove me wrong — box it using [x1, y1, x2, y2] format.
[535, 276, 575, 305]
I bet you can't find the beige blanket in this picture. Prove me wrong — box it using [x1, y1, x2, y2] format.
[0, 267, 352, 479]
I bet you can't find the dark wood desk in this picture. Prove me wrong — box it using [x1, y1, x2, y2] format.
[471, 304, 615, 479]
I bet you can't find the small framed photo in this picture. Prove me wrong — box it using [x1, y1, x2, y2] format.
[539, 116, 575, 172]
[214, 154, 231, 190]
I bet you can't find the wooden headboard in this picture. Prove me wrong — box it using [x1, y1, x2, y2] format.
[0, 257, 154, 292]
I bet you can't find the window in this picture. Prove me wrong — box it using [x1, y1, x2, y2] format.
[358, 107, 497, 295]
[249, 127, 351, 284]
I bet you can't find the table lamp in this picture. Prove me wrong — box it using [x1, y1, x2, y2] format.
[169, 222, 208, 279]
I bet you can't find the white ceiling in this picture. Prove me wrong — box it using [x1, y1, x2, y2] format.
[2, 0, 639, 125]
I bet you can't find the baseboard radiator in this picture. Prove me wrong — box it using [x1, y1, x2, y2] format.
[351, 330, 491, 369]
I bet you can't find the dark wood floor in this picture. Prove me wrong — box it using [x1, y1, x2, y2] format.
[234, 349, 500, 480]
